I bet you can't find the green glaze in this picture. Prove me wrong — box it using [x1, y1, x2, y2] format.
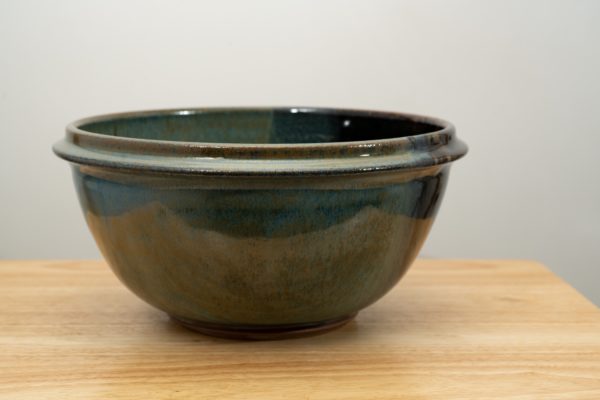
[54, 107, 467, 337]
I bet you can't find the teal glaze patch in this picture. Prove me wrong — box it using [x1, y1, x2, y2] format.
[74, 169, 448, 239]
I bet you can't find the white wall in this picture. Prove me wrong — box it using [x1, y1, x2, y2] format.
[1, 0, 599, 304]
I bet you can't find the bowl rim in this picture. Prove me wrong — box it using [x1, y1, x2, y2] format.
[53, 106, 468, 176]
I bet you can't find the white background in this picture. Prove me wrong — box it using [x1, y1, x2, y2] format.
[1, 0, 599, 304]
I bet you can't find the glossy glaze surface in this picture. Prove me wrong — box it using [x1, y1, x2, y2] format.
[54, 107, 466, 337]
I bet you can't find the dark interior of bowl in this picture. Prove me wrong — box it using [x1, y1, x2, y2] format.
[80, 109, 443, 144]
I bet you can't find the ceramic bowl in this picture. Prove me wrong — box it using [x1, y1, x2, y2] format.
[53, 107, 467, 339]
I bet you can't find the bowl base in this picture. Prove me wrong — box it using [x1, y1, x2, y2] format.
[170, 313, 357, 340]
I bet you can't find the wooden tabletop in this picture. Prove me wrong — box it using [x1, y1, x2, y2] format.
[1, 260, 599, 399]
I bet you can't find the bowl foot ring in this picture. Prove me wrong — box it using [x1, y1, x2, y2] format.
[170, 313, 357, 340]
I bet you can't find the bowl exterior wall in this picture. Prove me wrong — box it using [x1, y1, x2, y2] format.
[72, 166, 449, 326]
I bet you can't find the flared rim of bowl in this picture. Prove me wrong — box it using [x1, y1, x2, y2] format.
[53, 107, 468, 176]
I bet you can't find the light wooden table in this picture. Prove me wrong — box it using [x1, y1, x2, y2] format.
[1, 260, 599, 399]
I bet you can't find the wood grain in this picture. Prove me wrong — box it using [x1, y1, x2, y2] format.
[0, 259, 599, 399]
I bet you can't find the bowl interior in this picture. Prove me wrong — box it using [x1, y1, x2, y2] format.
[79, 109, 443, 145]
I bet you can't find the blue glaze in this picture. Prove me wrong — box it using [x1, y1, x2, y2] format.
[76, 169, 447, 236]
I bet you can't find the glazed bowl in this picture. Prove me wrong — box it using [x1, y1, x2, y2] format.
[53, 107, 467, 339]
